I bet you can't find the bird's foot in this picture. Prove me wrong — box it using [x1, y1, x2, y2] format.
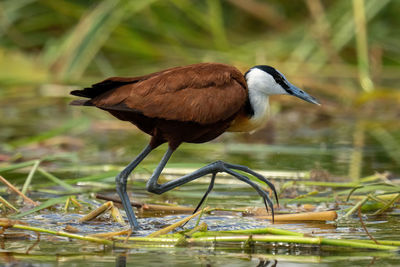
[190, 161, 278, 222]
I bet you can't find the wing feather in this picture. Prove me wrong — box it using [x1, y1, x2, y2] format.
[90, 63, 248, 124]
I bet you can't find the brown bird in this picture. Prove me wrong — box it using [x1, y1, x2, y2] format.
[70, 63, 319, 229]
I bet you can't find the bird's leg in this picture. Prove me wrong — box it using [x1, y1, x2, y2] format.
[192, 173, 216, 214]
[146, 147, 277, 221]
[181, 173, 216, 227]
[116, 144, 153, 229]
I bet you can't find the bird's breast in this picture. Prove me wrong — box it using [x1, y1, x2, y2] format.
[227, 109, 269, 133]
[228, 91, 270, 133]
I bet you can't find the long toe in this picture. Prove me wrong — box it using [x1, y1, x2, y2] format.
[225, 163, 279, 206]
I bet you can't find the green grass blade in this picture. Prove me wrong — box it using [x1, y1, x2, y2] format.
[10, 195, 70, 219]
[0, 160, 37, 173]
[37, 168, 75, 191]
[21, 160, 41, 195]
[352, 0, 374, 92]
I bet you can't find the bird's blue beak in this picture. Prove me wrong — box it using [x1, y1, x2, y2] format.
[288, 84, 320, 105]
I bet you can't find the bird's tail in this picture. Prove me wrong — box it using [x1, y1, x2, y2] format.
[70, 78, 137, 99]
[69, 99, 93, 106]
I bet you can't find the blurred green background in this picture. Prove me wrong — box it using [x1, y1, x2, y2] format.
[1, 0, 399, 179]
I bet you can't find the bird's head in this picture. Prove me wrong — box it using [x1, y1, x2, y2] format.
[245, 65, 320, 105]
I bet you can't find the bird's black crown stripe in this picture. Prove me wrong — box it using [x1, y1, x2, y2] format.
[252, 65, 290, 90]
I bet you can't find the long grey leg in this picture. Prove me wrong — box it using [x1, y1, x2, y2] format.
[146, 147, 277, 221]
[116, 144, 153, 229]
[182, 173, 216, 227]
[192, 173, 216, 214]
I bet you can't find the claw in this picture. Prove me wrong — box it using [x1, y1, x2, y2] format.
[263, 198, 269, 213]
[259, 189, 275, 223]
[263, 193, 275, 223]
[225, 163, 277, 223]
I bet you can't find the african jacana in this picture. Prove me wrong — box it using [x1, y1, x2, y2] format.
[70, 63, 319, 229]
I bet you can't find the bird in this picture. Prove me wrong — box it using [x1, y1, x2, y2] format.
[70, 62, 319, 230]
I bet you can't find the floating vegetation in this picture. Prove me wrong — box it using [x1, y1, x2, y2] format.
[0, 213, 399, 252]
[0, 160, 399, 255]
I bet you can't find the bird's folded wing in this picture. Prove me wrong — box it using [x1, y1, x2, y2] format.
[90, 63, 248, 124]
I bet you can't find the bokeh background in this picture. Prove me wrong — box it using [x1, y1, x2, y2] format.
[1, 0, 399, 180]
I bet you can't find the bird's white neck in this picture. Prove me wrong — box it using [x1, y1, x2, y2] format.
[247, 87, 270, 129]
[227, 84, 270, 133]
[249, 87, 269, 115]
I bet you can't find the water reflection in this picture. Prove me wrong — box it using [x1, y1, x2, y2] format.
[256, 259, 278, 267]
[116, 254, 127, 267]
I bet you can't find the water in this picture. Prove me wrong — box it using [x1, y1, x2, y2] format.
[2, 210, 400, 266]
[1, 93, 400, 266]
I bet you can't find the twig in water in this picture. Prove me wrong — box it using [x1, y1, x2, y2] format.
[78, 201, 126, 226]
[191, 227, 305, 238]
[69, 197, 83, 208]
[78, 201, 113, 222]
[256, 211, 337, 221]
[367, 257, 377, 267]
[26, 232, 41, 254]
[111, 205, 126, 225]
[96, 193, 194, 214]
[346, 185, 364, 201]
[90, 229, 132, 239]
[184, 222, 208, 237]
[344, 195, 368, 218]
[96, 193, 143, 208]
[64, 197, 71, 212]
[64, 196, 82, 212]
[123, 229, 133, 244]
[357, 205, 379, 244]
[0, 175, 38, 206]
[147, 207, 210, 238]
[372, 193, 400, 216]
[0, 218, 136, 249]
[194, 205, 208, 227]
[0, 195, 19, 212]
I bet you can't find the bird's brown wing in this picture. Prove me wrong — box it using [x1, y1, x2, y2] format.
[89, 63, 248, 124]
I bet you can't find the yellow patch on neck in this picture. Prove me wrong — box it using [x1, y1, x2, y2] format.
[227, 111, 269, 133]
